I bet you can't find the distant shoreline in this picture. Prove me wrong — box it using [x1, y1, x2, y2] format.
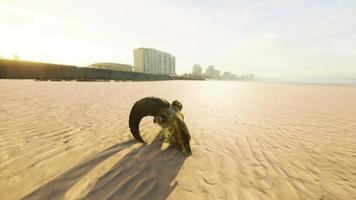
[254, 79, 356, 87]
[2, 78, 355, 88]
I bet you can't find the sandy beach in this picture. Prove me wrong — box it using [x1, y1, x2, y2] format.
[0, 79, 355, 200]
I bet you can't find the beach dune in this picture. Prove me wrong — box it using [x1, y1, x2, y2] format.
[0, 80, 355, 200]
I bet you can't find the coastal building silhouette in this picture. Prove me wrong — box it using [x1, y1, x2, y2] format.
[221, 71, 237, 79]
[133, 48, 175, 75]
[205, 65, 220, 78]
[192, 64, 202, 76]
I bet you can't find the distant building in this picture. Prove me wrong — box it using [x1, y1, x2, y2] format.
[205, 65, 220, 78]
[221, 71, 237, 79]
[89, 62, 133, 72]
[192, 64, 202, 76]
[133, 48, 175, 75]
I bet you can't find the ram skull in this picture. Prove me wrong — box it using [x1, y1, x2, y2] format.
[129, 97, 192, 156]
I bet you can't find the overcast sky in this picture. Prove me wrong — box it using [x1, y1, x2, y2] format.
[0, 0, 355, 79]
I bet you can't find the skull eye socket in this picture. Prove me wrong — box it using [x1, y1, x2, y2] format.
[158, 113, 168, 123]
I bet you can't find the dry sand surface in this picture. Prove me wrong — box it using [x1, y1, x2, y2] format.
[1, 79, 356, 200]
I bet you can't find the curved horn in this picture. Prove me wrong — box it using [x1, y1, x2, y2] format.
[129, 97, 170, 143]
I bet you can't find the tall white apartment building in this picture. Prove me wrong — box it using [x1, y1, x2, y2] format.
[133, 48, 175, 75]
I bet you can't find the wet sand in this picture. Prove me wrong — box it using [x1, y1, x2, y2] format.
[0, 80, 355, 200]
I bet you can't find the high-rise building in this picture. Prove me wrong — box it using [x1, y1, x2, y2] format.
[192, 64, 202, 76]
[133, 48, 175, 75]
[205, 65, 220, 78]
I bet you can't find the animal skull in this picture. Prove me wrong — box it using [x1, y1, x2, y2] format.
[129, 97, 192, 156]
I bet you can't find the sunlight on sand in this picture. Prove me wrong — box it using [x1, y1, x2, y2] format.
[1, 80, 355, 200]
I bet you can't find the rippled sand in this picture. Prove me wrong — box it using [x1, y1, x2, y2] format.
[1, 80, 355, 200]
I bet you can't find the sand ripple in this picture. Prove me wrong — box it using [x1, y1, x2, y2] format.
[1, 80, 356, 200]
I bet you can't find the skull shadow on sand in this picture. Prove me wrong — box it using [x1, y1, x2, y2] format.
[22, 132, 187, 200]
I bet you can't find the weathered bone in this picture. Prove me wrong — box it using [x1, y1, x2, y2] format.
[128, 97, 192, 156]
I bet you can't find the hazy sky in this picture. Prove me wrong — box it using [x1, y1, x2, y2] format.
[0, 0, 355, 79]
